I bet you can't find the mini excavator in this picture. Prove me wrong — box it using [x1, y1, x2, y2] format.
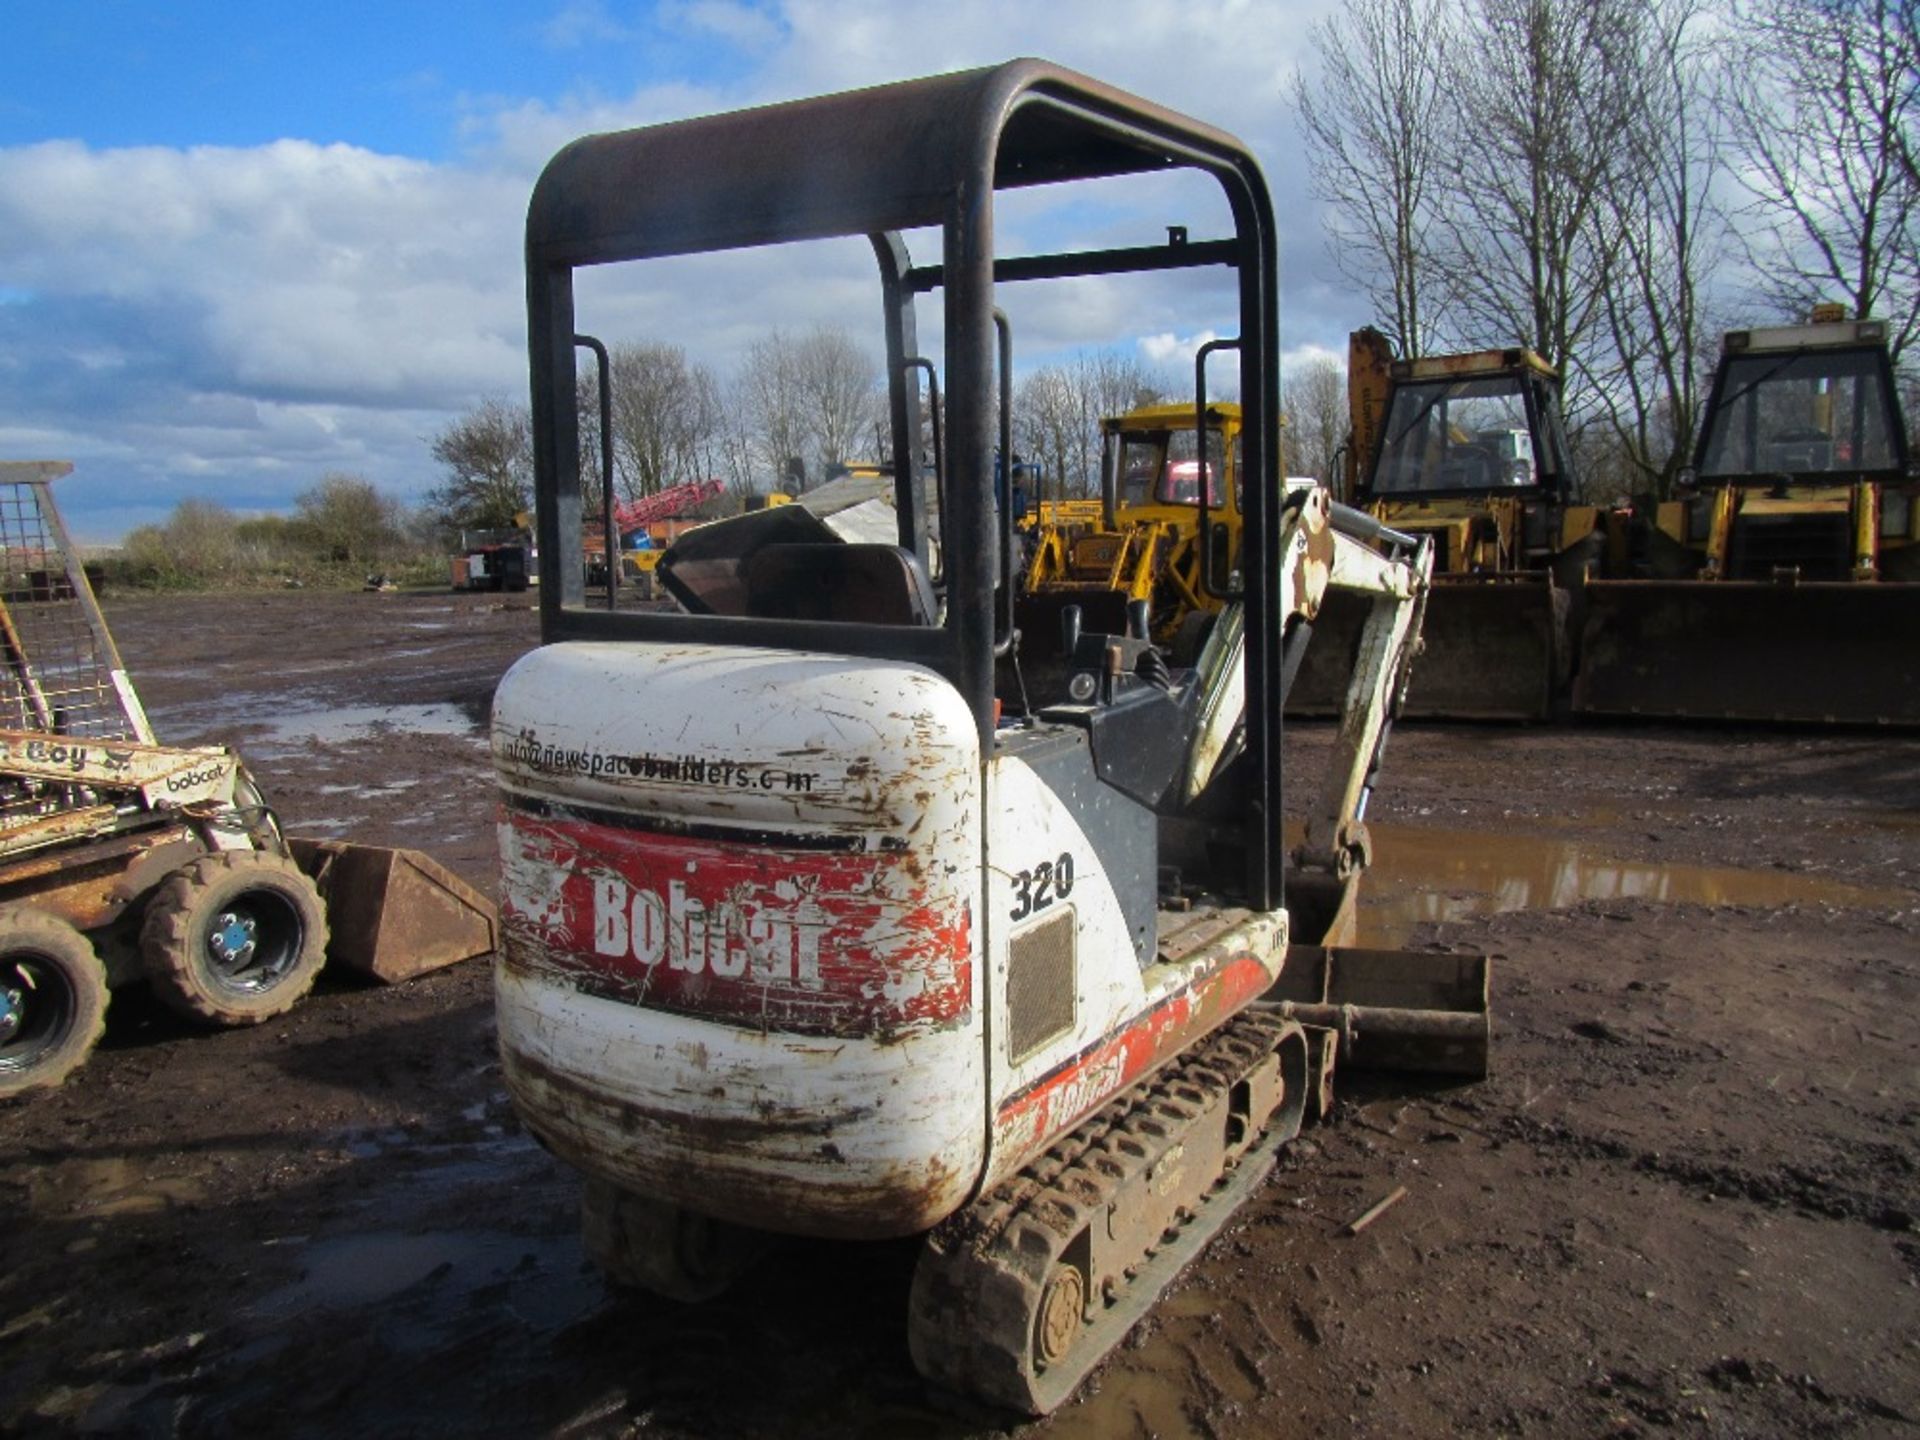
[491, 60, 1489, 1414]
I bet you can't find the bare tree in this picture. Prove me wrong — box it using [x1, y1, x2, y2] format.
[737, 331, 808, 491]
[736, 326, 880, 490]
[798, 327, 881, 475]
[428, 397, 533, 533]
[687, 367, 761, 498]
[1729, 0, 1920, 360]
[598, 342, 727, 500]
[1591, 0, 1730, 494]
[1015, 367, 1085, 500]
[1014, 349, 1168, 498]
[1283, 357, 1350, 483]
[1435, 0, 1646, 398]
[1290, 0, 1453, 357]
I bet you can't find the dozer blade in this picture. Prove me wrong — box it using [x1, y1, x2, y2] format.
[1262, 944, 1491, 1079]
[1289, 576, 1562, 721]
[1576, 579, 1920, 725]
[289, 839, 498, 983]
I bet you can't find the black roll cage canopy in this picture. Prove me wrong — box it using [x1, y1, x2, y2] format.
[524, 58, 1290, 906]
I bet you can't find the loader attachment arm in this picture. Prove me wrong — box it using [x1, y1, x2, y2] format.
[1180, 489, 1433, 875]
[1294, 505, 1432, 878]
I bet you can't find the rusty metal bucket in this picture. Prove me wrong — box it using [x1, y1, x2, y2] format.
[1575, 578, 1920, 725]
[1263, 944, 1491, 1078]
[1286, 868, 1361, 950]
[1289, 575, 1564, 721]
[289, 839, 498, 983]
[1277, 868, 1489, 1078]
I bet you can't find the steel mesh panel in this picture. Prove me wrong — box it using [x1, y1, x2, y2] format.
[1007, 908, 1076, 1062]
[0, 484, 138, 742]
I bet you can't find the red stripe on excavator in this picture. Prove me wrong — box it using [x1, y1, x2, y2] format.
[995, 952, 1273, 1147]
[499, 808, 972, 1038]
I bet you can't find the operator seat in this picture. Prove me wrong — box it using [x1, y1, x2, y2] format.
[745, 543, 937, 626]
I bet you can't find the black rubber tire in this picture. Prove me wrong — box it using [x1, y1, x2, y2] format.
[140, 851, 328, 1026]
[0, 908, 108, 1099]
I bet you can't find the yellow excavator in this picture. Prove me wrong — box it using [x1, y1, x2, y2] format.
[1577, 310, 1920, 724]
[1018, 400, 1246, 669]
[1291, 330, 1607, 719]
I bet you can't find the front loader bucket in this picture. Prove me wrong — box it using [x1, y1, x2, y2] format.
[1263, 945, 1490, 1078]
[289, 839, 499, 983]
[1289, 576, 1563, 721]
[1575, 579, 1920, 725]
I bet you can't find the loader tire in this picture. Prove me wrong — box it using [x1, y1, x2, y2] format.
[0, 909, 108, 1099]
[141, 852, 328, 1026]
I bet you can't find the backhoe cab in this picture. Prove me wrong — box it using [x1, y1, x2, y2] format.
[492, 60, 1482, 1415]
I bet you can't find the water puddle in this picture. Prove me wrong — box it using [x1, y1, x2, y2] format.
[149, 696, 485, 754]
[246, 702, 483, 755]
[25, 1156, 209, 1219]
[286, 813, 371, 837]
[315, 779, 424, 799]
[1046, 1309, 1247, 1440]
[250, 1228, 586, 1330]
[1350, 819, 1910, 946]
[238, 1122, 590, 1336]
[144, 685, 337, 737]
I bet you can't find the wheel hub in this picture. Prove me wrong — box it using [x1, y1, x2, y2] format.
[209, 911, 258, 969]
[1034, 1263, 1085, 1370]
[0, 982, 22, 1043]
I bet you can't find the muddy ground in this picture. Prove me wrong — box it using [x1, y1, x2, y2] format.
[2, 590, 1916, 1438]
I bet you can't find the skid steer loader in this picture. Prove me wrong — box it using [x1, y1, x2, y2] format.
[1576, 312, 1920, 724]
[0, 464, 498, 1099]
[491, 60, 1488, 1415]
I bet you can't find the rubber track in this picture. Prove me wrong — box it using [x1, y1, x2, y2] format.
[909, 1009, 1304, 1413]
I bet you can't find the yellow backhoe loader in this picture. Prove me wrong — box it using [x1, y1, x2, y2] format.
[1290, 330, 1606, 719]
[1018, 399, 1246, 674]
[1577, 311, 1920, 723]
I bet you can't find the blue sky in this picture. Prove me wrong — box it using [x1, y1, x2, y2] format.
[0, 1, 1354, 541]
[0, 5, 767, 158]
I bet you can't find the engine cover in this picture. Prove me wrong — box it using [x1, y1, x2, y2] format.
[491, 641, 983, 1239]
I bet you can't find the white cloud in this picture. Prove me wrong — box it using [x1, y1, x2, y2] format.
[0, 139, 529, 405]
[1283, 340, 1347, 374]
[1140, 330, 1221, 368]
[665, 0, 786, 51]
[543, 1, 638, 48]
[2, 0, 1370, 542]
